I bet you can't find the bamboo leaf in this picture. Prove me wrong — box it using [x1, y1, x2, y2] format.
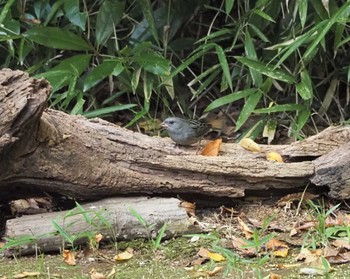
[24, 27, 93, 51]
[205, 88, 257, 112]
[235, 56, 295, 84]
[235, 91, 263, 131]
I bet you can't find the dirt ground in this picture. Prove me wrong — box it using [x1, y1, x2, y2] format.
[1, 196, 350, 278]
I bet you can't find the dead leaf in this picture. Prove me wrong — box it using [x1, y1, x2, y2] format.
[139, 118, 162, 131]
[187, 269, 209, 278]
[231, 236, 256, 256]
[180, 201, 196, 216]
[295, 248, 323, 264]
[266, 239, 289, 257]
[239, 138, 261, 153]
[63, 249, 76, 266]
[266, 152, 284, 163]
[90, 268, 106, 279]
[208, 266, 224, 276]
[219, 206, 239, 217]
[197, 247, 210, 258]
[114, 248, 134, 261]
[332, 237, 350, 250]
[13, 272, 41, 278]
[237, 217, 253, 239]
[324, 246, 350, 264]
[106, 266, 117, 278]
[200, 138, 222, 156]
[299, 267, 330, 276]
[95, 233, 103, 243]
[277, 193, 319, 207]
[269, 272, 281, 279]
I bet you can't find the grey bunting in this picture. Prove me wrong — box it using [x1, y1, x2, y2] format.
[160, 117, 211, 146]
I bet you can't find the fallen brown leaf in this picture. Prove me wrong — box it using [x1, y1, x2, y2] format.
[63, 249, 76, 266]
[90, 268, 106, 279]
[200, 138, 222, 156]
[237, 217, 253, 239]
[180, 201, 196, 216]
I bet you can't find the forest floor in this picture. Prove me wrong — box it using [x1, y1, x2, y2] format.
[1, 195, 350, 279]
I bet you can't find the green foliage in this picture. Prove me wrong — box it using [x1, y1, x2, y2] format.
[129, 207, 167, 251]
[52, 201, 112, 250]
[1, 0, 350, 136]
[303, 200, 341, 248]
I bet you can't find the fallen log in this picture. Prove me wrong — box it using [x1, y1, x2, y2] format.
[4, 197, 191, 255]
[0, 69, 349, 202]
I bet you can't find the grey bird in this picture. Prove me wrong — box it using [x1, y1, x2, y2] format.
[160, 117, 211, 146]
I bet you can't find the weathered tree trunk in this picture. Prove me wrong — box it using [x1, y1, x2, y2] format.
[5, 197, 191, 255]
[1, 69, 350, 202]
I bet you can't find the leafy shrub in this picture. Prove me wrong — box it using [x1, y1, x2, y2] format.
[1, 0, 350, 138]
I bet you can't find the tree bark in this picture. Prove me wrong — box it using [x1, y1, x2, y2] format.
[1, 69, 350, 201]
[4, 197, 191, 255]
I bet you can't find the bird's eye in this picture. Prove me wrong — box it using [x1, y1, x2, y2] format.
[169, 121, 174, 124]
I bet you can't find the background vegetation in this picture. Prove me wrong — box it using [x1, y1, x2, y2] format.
[1, 0, 350, 140]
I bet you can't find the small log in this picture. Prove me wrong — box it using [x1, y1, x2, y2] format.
[4, 197, 191, 254]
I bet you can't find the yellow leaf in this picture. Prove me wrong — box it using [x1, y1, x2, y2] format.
[267, 239, 289, 257]
[239, 138, 261, 153]
[114, 249, 134, 261]
[200, 138, 222, 156]
[207, 251, 225, 262]
[266, 151, 284, 162]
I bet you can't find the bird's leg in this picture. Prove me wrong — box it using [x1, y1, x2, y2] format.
[195, 138, 203, 154]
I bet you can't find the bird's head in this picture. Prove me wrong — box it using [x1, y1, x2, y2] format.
[160, 117, 186, 133]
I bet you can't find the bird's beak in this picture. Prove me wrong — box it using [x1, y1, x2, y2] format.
[160, 122, 167, 129]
